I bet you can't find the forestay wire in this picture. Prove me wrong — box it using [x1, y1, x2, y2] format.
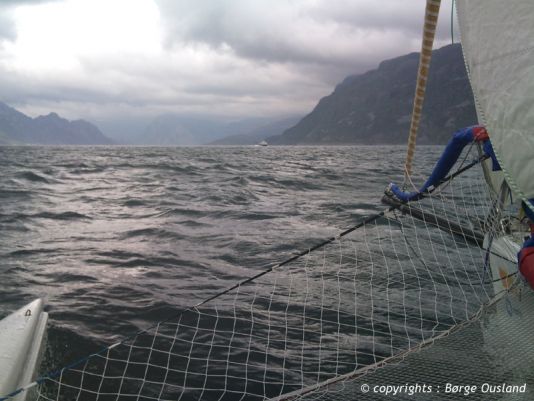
[1, 146, 520, 401]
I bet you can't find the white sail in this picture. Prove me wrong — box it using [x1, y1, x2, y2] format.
[456, 0, 534, 207]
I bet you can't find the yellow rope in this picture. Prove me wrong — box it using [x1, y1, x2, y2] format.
[404, 0, 441, 180]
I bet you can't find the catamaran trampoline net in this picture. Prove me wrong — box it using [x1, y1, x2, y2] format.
[20, 147, 531, 400]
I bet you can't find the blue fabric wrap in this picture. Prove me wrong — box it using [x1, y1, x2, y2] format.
[483, 140, 501, 171]
[524, 200, 534, 222]
[389, 126, 476, 203]
[524, 235, 534, 250]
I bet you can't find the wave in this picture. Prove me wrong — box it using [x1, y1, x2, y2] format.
[58, 162, 90, 168]
[16, 171, 50, 183]
[0, 189, 33, 199]
[123, 199, 147, 207]
[69, 167, 107, 175]
[120, 227, 186, 240]
[1, 211, 91, 222]
[8, 248, 58, 257]
[153, 208, 207, 218]
[35, 211, 90, 220]
[112, 163, 200, 175]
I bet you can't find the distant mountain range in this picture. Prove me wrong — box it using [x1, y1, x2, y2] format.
[0, 102, 112, 145]
[123, 115, 299, 146]
[268, 43, 477, 145]
[135, 115, 274, 146]
[1, 44, 476, 146]
[0, 101, 294, 146]
[208, 116, 301, 145]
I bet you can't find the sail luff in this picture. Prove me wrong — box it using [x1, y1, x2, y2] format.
[456, 0, 534, 213]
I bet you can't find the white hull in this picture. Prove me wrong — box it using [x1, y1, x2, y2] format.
[0, 299, 48, 401]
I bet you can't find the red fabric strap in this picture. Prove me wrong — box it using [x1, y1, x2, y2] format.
[472, 126, 489, 142]
[520, 247, 534, 288]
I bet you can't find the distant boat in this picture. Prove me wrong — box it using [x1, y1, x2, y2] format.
[258, 140, 268, 146]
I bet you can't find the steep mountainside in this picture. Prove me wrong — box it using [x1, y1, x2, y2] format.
[269, 44, 476, 145]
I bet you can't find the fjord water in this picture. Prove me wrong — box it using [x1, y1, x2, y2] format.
[0, 145, 440, 372]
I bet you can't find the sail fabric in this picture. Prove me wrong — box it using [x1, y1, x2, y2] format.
[456, 0, 534, 210]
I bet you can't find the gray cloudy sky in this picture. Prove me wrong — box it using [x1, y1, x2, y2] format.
[0, 0, 457, 125]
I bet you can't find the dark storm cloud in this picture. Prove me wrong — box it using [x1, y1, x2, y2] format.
[156, 0, 455, 67]
[0, 0, 457, 127]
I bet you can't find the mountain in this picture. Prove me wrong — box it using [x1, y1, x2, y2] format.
[208, 116, 301, 145]
[138, 115, 283, 146]
[138, 115, 219, 145]
[89, 116, 150, 145]
[0, 102, 112, 145]
[268, 43, 476, 145]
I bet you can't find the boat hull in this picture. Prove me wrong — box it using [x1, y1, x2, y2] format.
[0, 299, 48, 401]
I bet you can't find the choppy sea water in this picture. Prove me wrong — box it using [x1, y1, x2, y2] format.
[0, 145, 441, 376]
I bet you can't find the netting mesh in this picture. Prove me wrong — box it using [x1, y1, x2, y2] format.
[22, 145, 527, 401]
[293, 290, 534, 401]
